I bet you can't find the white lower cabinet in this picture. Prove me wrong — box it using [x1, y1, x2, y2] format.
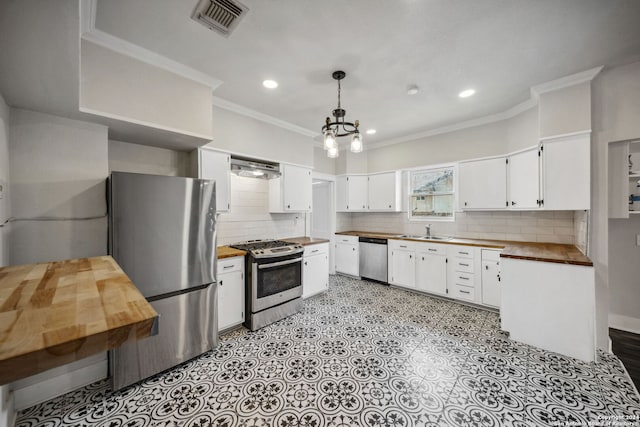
[416, 245, 447, 296]
[501, 257, 595, 362]
[388, 239, 502, 309]
[217, 256, 245, 332]
[303, 243, 329, 298]
[447, 245, 480, 304]
[335, 235, 359, 277]
[481, 249, 501, 308]
[388, 240, 416, 287]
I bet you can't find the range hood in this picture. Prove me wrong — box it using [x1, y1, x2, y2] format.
[230, 156, 281, 179]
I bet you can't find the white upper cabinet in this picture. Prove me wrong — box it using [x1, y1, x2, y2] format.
[269, 164, 312, 212]
[508, 147, 540, 210]
[336, 175, 368, 212]
[459, 157, 507, 210]
[367, 171, 402, 211]
[540, 132, 590, 210]
[194, 149, 231, 212]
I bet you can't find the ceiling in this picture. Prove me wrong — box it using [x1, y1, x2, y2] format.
[2, 1, 640, 148]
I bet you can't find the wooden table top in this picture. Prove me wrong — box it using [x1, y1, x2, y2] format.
[0, 256, 158, 385]
[336, 231, 592, 266]
[217, 246, 246, 259]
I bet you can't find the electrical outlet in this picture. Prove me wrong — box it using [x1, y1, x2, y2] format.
[637, 234, 640, 247]
[0, 182, 4, 199]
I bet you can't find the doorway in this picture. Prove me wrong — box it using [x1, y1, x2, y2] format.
[311, 174, 336, 274]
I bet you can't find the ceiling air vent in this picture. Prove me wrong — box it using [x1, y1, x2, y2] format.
[192, 0, 249, 37]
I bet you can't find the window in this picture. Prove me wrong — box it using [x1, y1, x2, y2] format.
[409, 166, 455, 220]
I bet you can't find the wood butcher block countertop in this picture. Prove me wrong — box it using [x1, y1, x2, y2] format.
[282, 237, 330, 246]
[217, 246, 246, 259]
[336, 231, 592, 266]
[0, 256, 158, 385]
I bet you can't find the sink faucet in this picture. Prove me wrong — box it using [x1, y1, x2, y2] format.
[425, 224, 432, 238]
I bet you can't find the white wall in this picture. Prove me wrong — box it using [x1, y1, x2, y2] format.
[207, 107, 314, 168]
[539, 82, 592, 139]
[0, 94, 10, 267]
[506, 107, 539, 152]
[313, 147, 336, 175]
[592, 60, 640, 336]
[9, 109, 108, 265]
[366, 118, 508, 173]
[109, 139, 190, 176]
[80, 40, 213, 140]
[0, 92, 14, 427]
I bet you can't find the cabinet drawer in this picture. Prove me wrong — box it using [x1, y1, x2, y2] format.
[218, 257, 243, 274]
[455, 258, 474, 273]
[451, 284, 475, 301]
[453, 272, 475, 287]
[419, 243, 446, 255]
[304, 243, 329, 257]
[336, 235, 359, 245]
[481, 249, 502, 262]
[389, 239, 416, 251]
[454, 247, 474, 259]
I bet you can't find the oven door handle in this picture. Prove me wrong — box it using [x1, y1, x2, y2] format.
[258, 257, 302, 269]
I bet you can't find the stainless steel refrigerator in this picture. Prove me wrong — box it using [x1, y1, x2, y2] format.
[108, 172, 217, 390]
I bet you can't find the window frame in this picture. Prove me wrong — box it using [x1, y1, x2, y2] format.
[407, 164, 457, 222]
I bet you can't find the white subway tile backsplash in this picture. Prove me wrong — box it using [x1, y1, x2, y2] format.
[347, 210, 578, 244]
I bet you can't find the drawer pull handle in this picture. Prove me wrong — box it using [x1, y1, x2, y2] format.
[459, 263, 469, 267]
[460, 290, 470, 294]
[459, 276, 469, 280]
[400, 245, 408, 248]
[459, 252, 469, 255]
[223, 265, 235, 269]
[428, 248, 437, 252]
[311, 249, 319, 253]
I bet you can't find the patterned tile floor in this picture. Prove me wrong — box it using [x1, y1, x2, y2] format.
[16, 275, 640, 427]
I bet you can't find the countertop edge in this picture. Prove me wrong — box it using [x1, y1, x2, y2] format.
[336, 231, 592, 267]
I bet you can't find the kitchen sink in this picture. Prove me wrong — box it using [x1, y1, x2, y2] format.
[396, 234, 453, 241]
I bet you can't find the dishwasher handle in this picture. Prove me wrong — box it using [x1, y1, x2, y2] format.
[358, 237, 388, 245]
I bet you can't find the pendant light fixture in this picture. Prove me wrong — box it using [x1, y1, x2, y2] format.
[321, 70, 362, 157]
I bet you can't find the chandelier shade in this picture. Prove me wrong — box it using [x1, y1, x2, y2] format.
[321, 71, 363, 157]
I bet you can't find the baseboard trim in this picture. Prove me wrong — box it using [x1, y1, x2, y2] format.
[609, 313, 640, 335]
[13, 360, 107, 411]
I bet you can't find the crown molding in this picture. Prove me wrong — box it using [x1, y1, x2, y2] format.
[79, 0, 222, 90]
[212, 96, 319, 138]
[366, 98, 538, 151]
[530, 66, 604, 99]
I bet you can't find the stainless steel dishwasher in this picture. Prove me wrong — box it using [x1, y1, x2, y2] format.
[359, 237, 388, 283]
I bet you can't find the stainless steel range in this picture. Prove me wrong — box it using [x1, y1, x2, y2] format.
[230, 240, 304, 331]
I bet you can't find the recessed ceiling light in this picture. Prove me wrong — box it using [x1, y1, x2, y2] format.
[263, 79, 278, 89]
[458, 89, 475, 98]
[366, 129, 377, 135]
[407, 85, 419, 96]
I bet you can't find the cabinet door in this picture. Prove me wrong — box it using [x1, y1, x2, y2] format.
[303, 253, 329, 298]
[218, 269, 244, 331]
[283, 164, 312, 211]
[541, 133, 590, 210]
[508, 147, 540, 209]
[336, 176, 348, 212]
[199, 150, 230, 212]
[459, 157, 507, 209]
[481, 259, 501, 308]
[390, 249, 415, 288]
[368, 172, 399, 211]
[416, 252, 447, 296]
[347, 176, 368, 211]
[335, 243, 359, 276]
